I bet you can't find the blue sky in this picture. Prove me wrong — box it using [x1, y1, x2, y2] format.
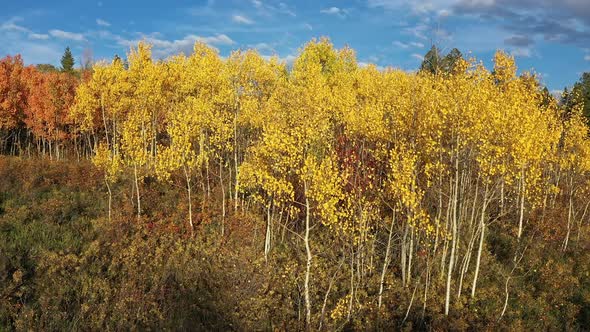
[1, 0, 590, 91]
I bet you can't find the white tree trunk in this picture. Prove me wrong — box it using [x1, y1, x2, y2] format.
[184, 166, 194, 236]
[517, 167, 525, 240]
[304, 181, 312, 329]
[264, 201, 272, 261]
[445, 146, 460, 316]
[378, 212, 396, 308]
[471, 185, 488, 298]
[134, 163, 141, 218]
[105, 178, 112, 221]
[563, 182, 573, 251]
[219, 160, 226, 236]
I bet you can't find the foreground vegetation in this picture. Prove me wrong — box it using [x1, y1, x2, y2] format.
[1, 157, 590, 330]
[1, 38, 590, 330]
[0, 157, 253, 330]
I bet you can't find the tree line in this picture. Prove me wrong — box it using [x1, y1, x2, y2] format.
[0, 47, 82, 158]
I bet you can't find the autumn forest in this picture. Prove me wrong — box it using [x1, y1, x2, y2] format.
[2, 38, 590, 330]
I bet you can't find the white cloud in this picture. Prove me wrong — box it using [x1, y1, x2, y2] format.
[278, 2, 296, 17]
[403, 24, 429, 40]
[510, 47, 532, 58]
[278, 54, 297, 64]
[261, 53, 297, 65]
[368, 0, 458, 14]
[252, 1, 296, 17]
[1, 22, 29, 32]
[584, 54, 590, 61]
[359, 62, 387, 71]
[29, 33, 49, 40]
[411, 53, 424, 61]
[304, 23, 313, 30]
[205, 34, 235, 45]
[321, 7, 340, 14]
[116, 33, 235, 58]
[0, 24, 62, 65]
[550, 90, 563, 101]
[0, 17, 60, 66]
[0, 17, 29, 33]
[49, 29, 86, 41]
[21, 43, 63, 64]
[232, 14, 254, 25]
[320, 7, 348, 18]
[394, 40, 425, 49]
[393, 41, 410, 49]
[251, 42, 274, 52]
[438, 9, 452, 17]
[96, 18, 111, 27]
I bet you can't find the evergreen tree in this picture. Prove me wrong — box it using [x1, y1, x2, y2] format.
[61, 47, 75, 73]
[420, 45, 442, 74]
[441, 48, 463, 74]
[563, 73, 590, 122]
[420, 46, 464, 75]
[575, 73, 590, 120]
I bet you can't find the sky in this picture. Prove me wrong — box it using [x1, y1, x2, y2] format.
[1, 0, 590, 91]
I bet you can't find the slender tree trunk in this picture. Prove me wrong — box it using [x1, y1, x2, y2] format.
[105, 178, 112, 221]
[264, 200, 272, 261]
[517, 166, 525, 240]
[402, 282, 419, 325]
[234, 110, 239, 213]
[563, 179, 573, 251]
[445, 144, 460, 316]
[498, 274, 512, 321]
[112, 118, 117, 155]
[401, 222, 408, 286]
[319, 258, 343, 331]
[407, 226, 414, 287]
[184, 166, 194, 236]
[434, 175, 443, 255]
[27, 132, 31, 158]
[471, 184, 489, 298]
[74, 134, 79, 161]
[134, 163, 141, 218]
[206, 161, 211, 199]
[441, 177, 453, 279]
[378, 211, 396, 309]
[347, 248, 355, 322]
[422, 252, 431, 319]
[55, 138, 59, 160]
[457, 227, 476, 299]
[500, 179, 505, 215]
[445, 203, 456, 315]
[219, 159, 226, 236]
[228, 165, 233, 208]
[304, 181, 312, 329]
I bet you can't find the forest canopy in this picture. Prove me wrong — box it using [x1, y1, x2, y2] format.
[1, 38, 590, 330]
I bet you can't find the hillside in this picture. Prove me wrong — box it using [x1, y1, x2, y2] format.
[1, 39, 590, 330]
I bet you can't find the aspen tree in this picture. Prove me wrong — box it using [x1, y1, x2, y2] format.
[93, 143, 121, 220]
[121, 42, 157, 218]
